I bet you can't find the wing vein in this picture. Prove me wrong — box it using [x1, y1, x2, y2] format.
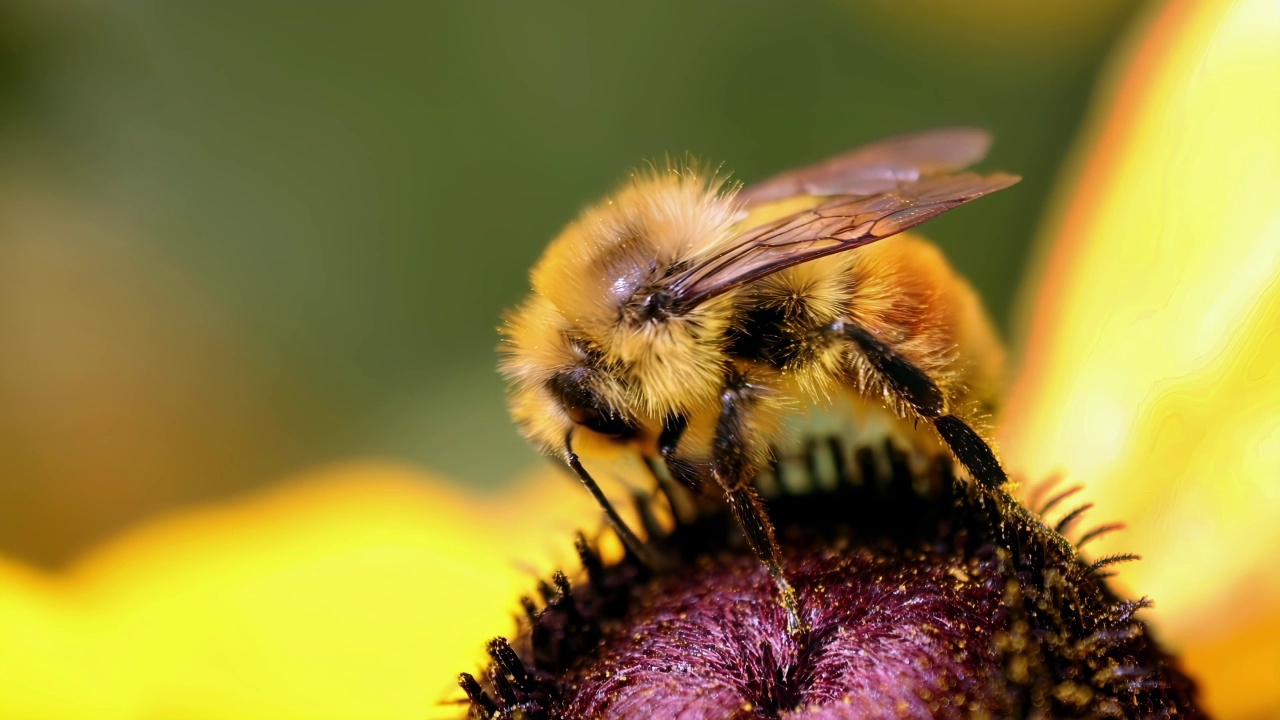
[670, 168, 1019, 309]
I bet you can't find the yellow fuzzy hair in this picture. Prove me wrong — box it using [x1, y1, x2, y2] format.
[500, 168, 1004, 468]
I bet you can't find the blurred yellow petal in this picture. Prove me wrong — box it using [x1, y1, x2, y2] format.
[1003, 0, 1280, 717]
[0, 462, 595, 720]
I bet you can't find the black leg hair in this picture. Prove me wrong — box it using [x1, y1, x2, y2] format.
[839, 320, 1007, 486]
[724, 484, 806, 634]
[642, 415, 701, 524]
[658, 414, 703, 491]
[563, 433, 656, 567]
[933, 416, 1007, 486]
[840, 322, 945, 415]
[658, 414, 687, 457]
[711, 371, 808, 635]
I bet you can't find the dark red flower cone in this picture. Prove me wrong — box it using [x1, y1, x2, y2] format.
[459, 440, 1204, 719]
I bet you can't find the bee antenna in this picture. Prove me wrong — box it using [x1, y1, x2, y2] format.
[563, 432, 657, 568]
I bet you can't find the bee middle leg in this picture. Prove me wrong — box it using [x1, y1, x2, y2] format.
[712, 370, 808, 635]
[838, 321, 1006, 487]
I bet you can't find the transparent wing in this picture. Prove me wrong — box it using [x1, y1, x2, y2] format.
[670, 171, 1020, 309]
[736, 127, 995, 207]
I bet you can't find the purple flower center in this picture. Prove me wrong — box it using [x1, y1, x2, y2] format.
[459, 442, 1207, 720]
[562, 548, 1003, 719]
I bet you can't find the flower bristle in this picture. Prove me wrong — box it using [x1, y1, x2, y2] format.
[458, 440, 1204, 719]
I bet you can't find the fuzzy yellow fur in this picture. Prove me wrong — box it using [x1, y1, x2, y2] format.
[500, 167, 1004, 472]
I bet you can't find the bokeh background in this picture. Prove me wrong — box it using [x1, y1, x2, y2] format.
[0, 0, 1141, 568]
[7, 2, 1280, 719]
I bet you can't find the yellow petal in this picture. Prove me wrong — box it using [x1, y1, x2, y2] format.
[1002, 1, 1280, 716]
[0, 462, 596, 720]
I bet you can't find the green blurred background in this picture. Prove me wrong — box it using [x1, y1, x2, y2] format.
[0, 0, 1141, 567]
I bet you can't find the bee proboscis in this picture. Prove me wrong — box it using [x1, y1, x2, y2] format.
[501, 128, 1019, 633]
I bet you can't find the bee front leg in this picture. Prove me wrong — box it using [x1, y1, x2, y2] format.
[838, 321, 1007, 486]
[712, 371, 808, 635]
[656, 414, 708, 491]
[642, 415, 702, 523]
[564, 433, 658, 568]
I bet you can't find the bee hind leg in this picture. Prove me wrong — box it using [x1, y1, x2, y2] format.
[840, 320, 1007, 487]
[713, 371, 808, 636]
[932, 415, 1006, 487]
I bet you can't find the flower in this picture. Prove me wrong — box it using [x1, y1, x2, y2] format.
[460, 442, 1203, 718]
[0, 463, 596, 719]
[1, 0, 1277, 717]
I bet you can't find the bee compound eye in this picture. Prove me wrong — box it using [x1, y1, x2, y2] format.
[578, 406, 636, 439]
[549, 373, 637, 439]
[563, 402, 596, 427]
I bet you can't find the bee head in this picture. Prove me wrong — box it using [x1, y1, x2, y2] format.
[530, 166, 738, 328]
[499, 294, 638, 453]
[502, 167, 742, 430]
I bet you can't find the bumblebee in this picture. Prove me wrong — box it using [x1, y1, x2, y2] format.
[500, 129, 1018, 632]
